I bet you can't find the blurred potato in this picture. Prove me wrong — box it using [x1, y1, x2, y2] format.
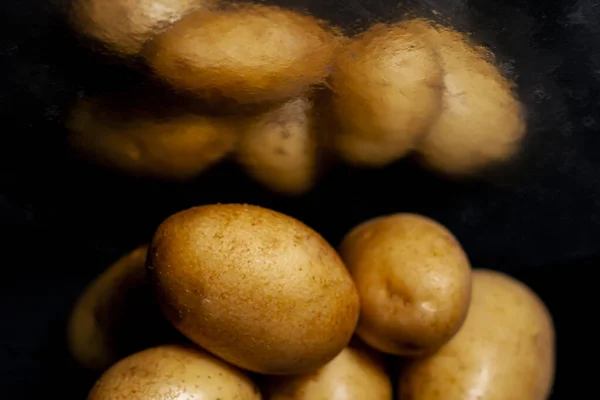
[144, 4, 339, 104]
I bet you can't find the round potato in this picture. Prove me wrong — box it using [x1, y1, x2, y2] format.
[148, 204, 360, 375]
[398, 269, 555, 400]
[144, 4, 338, 104]
[88, 344, 261, 400]
[67, 245, 176, 371]
[328, 23, 443, 167]
[71, 0, 217, 55]
[339, 213, 472, 356]
[264, 341, 392, 400]
[67, 96, 238, 180]
[409, 21, 526, 177]
[236, 97, 321, 195]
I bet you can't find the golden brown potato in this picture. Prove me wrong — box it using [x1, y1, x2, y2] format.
[67, 95, 238, 180]
[67, 245, 176, 371]
[236, 97, 321, 195]
[339, 213, 472, 356]
[148, 204, 360, 375]
[71, 0, 217, 55]
[144, 4, 338, 104]
[328, 23, 443, 167]
[408, 20, 526, 177]
[264, 341, 392, 400]
[398, 269, 555, 400]
[88, 344, 261, 400]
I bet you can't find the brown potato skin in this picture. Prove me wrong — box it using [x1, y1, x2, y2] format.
[409, 21, 526, 177]
[328, 23, 443, 167]
[67, 97, 238, 181]
[339, 214, 471, 356]
[88, 344, 261, 400]
[71, 0, 217, 55]
[236, 97, 320, 196]
[148, 204, 360, 375]
[145, 5, 337, 104]
[67, 245, 175, 371]
[264, 341, 392, 400]
[398, 269, 555, 400]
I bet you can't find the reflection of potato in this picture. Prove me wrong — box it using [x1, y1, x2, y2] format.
[148, 204, 360, 375]
[398, 269, 555, 400]
[88, 344, 261, 400]
[71, 0, 217, 55]
[410, 21, 526, 177]
[67, 245, 176, 371]
[145, 4, 338, 104]
[265, 341, 392, 400]
[329, 23, 443, 167]
[339, 214, 472, 356]
[236, 97, 320, 195]
[67, 95, 238, 180]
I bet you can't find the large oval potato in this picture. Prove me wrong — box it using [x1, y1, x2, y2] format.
[339, 213, 472, 356]
[67, 245, 176, 371]
[148, 204, 360, 375]
[409, 21, 526, 177]
[88, 344, 261, 400]
[398, 269, 555, 400]
[67, 95, 238, 180]
[264, 341, 392, 400]
[328, 23, 443, 167]
[145, 4, 338, 104]
[236, 97, 321, 195]
[71, 0, 217, 55]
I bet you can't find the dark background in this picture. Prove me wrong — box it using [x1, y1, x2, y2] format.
[0, 0, 597, 398]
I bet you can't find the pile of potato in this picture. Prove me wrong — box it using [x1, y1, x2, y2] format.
[68, 203, 555, 399]
[67, 0, 526, 194]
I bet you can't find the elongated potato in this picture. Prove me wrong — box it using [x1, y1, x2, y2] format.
[88, 344, 261, 400]
[328, 23, 443, 167]
[339, 213, 472, 356]
[67, 245, 176, 371]
[71, 0, 217, 55]
[398, 269, 555, 400]
[67, 95, 238, 180]
[410, 21, 526, 177]
[264, 341, 392, 400]
[145, 4, 338, 104]
[236, 97, 321, 195]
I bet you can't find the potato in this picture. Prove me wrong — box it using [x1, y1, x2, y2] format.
[398, 269, 555, 400]
[71, 0, 217, 55]
[88, 344, 261, 400]
[264, 341, 392, 400]
[148, 204, 360, 374]
[339, 213, 471, 356]
[328, 23, 443, 167]
[67, 95, 238, 180]
[67, 245, 176, 371]
[236, 97, 321, 195]
[144, 4, 338, 104]
[409, 21, 526, 177]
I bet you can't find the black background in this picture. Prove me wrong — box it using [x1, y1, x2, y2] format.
[0, 0, 597, 398]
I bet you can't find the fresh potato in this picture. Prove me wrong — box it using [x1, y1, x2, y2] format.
[67, 245, 176, 371]
[339, 213, 472, 356]
[71, 0, 217, 55]
[328, 23, 443, 167]
[264, 340, 392, 400]
[236, 97, 321, 195]
[67, 95, 238, 180]
[398, 269, 555, 400]
[408, 20, 526, 177]
[88, 344, 261, 400]
[148, 204, 360, 375]
[144, 4, 338, 104]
